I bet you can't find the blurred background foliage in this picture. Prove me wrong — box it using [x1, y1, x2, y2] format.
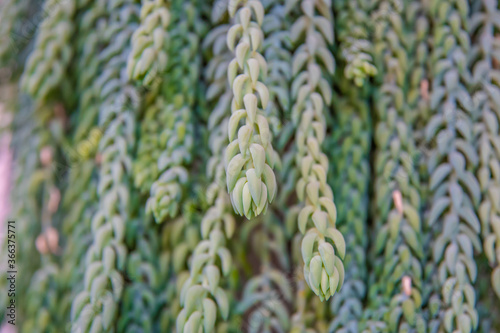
[0, 0, 499, 332]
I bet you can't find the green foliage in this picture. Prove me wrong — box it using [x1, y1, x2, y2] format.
[361, 1, 429, 332]
[225, 0, 278, 220]
[329, 75, 371, 333]
[0, 0, 39, 72]
[4, 0, 500, 332]
[127, 0, 171, 86]
[70, 1, 141, 331]
[424, 0, 482, 332]
[21, 0, 78, 102]
[470, 0, 500, 301]
[176, 3, 235, 330]
[289, 0, 346, 302]
[333, 0, 376, 87]
[142, 1, 203, 222]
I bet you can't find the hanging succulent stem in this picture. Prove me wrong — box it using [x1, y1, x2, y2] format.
[363, 0, 429, 331]
[20, 0, 79, 103]
[175, 3, 235, 332]
[327, 0, 374, 330]
[117, 213, 163, 331]
[70, 1, 141, 331]
[288, 0, 345, 301]
[129, 0, 172, 200]
[23, 186, 66, 333]
[72, 0, 110, 143]
[469, 0, 500, 300]
[5, 100, 41, 325]
[236, 213, 292, 333]
[235, 1, 293, 329]
[8, 0, 80, 325]
[225, 0, 278, 220]
[0, 0, 35, 72]
[58, 0, 112, 305]
[333, 0, 377, 87]
[143, 1, 202, 222]
[5, 0, 500, 331]
[127, 0, 171, 87]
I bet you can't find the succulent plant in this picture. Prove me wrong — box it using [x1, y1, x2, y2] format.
[3, 0, 500, 332]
